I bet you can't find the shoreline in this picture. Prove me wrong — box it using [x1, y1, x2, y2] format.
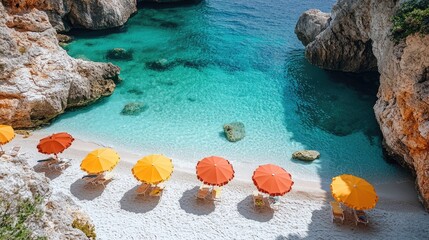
[5, 130, 428, 239]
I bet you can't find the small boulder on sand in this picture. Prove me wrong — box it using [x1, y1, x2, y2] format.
[292, 150, 320, 161]
[223, 122, 245, 142]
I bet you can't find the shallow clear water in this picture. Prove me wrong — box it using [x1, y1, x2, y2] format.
[45, 0, 410, 183]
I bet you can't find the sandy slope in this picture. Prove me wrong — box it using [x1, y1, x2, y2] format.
[7, 132, 429, 239]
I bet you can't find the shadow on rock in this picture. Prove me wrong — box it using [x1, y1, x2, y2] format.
[70, 178, 106, 201]
[119, 185, 161, 213]
[237, 195, 274, 222]
[179, 186, 215, 215]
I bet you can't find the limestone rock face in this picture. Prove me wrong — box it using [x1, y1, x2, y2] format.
[295, 9, 330, 46]
[292, 150, 320, 161]
[0, 3, 120, 128]
[0, 155, 93, 239]
[2, 0, 137, 31]
[302, 0, 378, 72]
[296, 0, 429, 210]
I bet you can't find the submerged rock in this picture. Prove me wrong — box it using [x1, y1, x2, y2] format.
[223, 122, 245, 142]
[106, 48, 133, 61]
[0, 4, 120, 128]
[145, 59, 174, 71]
[121, 102, 147, 116]
[292, 150, 320, 161]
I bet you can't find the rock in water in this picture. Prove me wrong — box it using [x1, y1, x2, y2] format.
[295, 9, 330, 46]
[223, 122, 245, 142]
[0, 4, 120, 128]
[121, 102, 146, 116]
[292, 150, 320, 161]
[106, 48, 133, 61]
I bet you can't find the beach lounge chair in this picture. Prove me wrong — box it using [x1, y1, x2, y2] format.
[149, 184, 165, 197]
[136, 183, 151, 195]
[353, 209, 369, 226]
[196, 184, 211, 200]
[92, 172, 114, 187]
[268, 196, 281, 210]
[82, 174, 98, 184]
[330, 201, 345, 223]
[211, 186, 222, 201]
[9, 146, 20, 157]
[253, 190, 265, 208]
[51, 158, 71, 171]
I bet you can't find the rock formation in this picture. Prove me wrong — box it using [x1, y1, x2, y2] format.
[223, 122, 245, 142]
[292, 150, 320, 161]
[295, 9, 330, 46]
[2, 0, 137, 31]
[295, 0, 429, 210]
[0, 154, 94, 239]
[0, 3, 121, 128]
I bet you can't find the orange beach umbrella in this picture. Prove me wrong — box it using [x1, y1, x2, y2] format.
[37, 132, 74, 158]
[196, 156, 235, 186]
[81, 148, 120, 174]
[252, 164, 294, 196]
[0, 125, 15, 151]
[331, 174, 378, 210]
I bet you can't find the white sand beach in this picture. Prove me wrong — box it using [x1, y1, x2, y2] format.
[9, 132, 429, 239]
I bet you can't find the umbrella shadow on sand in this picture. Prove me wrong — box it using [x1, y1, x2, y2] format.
[70, 178, 106, 201]
[179, 186, 215, 215]
[33, 163, 65, 180]
[119, 185, 161, 214]
[237, 195, 274, 222]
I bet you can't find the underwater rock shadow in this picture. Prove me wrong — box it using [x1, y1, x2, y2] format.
[179, 186, 215, 215]
[119, 185, 161, 214]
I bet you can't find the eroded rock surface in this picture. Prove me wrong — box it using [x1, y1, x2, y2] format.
[295, 9, 330, 46]
[2, 0, 137, 31]
[296, 0, 429, 210]
[0, 154, 93, 239]
[0, 3, 120, 128]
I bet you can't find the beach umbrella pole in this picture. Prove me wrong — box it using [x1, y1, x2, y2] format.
[0, 145, 3, 151]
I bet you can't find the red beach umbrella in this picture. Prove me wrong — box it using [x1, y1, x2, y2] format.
[37, 132, 74, 159]
[196, 156, 235, 186]
[252, 164, 294, 196]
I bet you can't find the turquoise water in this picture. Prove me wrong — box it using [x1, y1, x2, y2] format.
[46, 0, 410, 183]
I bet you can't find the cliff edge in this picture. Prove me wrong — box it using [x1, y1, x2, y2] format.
[295, 0, 429, 210]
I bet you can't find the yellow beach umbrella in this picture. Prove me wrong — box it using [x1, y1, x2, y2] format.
[331, 174, 378, 210]
[0, 125, 15, 151]
[132, 154, 173, 184]
[81, 148, 120, 174]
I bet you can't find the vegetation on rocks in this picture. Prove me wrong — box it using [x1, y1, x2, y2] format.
[0, 195, 47, 240]
[72, 218, 96, 240]
[391, 0, 429, 43]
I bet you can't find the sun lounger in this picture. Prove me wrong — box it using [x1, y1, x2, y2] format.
[196, 184, 211, 200]
[0, 150, 4, 157]
[9, 146, 20, 157]
[92, 172, 114, 187]
[253, 190, 265, 208]
[82, 174, 98, 184]
[330, 201, 345, 224]
[149, 184, 165, 197]
[353, 209, 369, 226]
[211, 186, 222, 201]
[136, 183, 151, 195]
[51, 158, 71, 171]
[268, 196, 281, 210]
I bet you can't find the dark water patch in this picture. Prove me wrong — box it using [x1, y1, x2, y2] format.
[145, 58, 208, 71]
[67, 26, 128, 39]
[127, 89, 144, 95]
[138, 0, 204, 10]
[84, 42, 95, 47]
[284, 50, 381, 139]
[160, 21, 180, 29]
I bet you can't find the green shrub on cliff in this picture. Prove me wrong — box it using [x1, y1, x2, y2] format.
[391, 0, 429, 43]
[0, 195, 47, 240]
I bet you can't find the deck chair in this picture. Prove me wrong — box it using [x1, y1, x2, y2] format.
[82, 174, 98, 184]
[353, 209, 369, 226]
[268, 196, 281, 210]
[196, 184, 211, 200]
[211, 186, 222, 201]
[9, 146, 20, 157]
[136, 183, 151, 195]
[253, 190, 265, 208]
[93, 172, 114, 186]
[149, 184, 165, 197]
[51, 158, 71, 171]
[330, 201, 345, 223]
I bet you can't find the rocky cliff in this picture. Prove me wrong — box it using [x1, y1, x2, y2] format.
[2, 0, 137, 31]
[0, 2, 121, 128]
[0, 154, 94, 239]
[295, 0, 429, 210]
